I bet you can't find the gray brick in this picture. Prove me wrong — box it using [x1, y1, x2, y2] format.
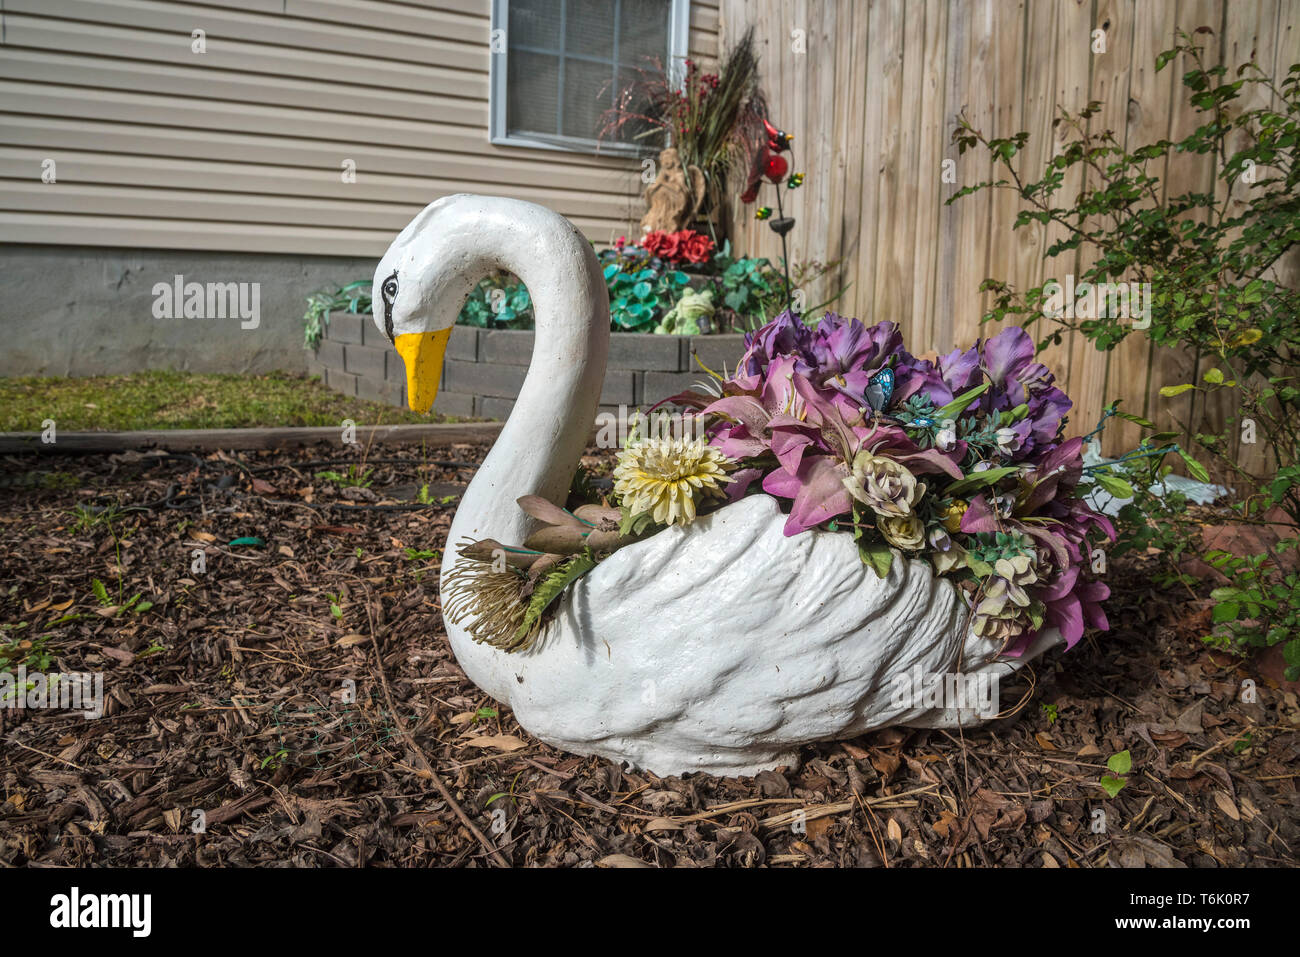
[480, 329, 535, 365]
[608, 332, 685, 371]
[432, 391, 475, 418]
[685, 334, 747, 376]
[313, 338, 345, 371]
[344, 343, 387, 381]
[326, 368, 358, 397]
[476, 396, 515, 420]
[644, 370, 708, 406]
[599, 370, 637, 406]
[327, 312, 366, 344]
[443, 359, 527, 398]
[447, 324, 480, 361]
[359, 313, 386, 347]
[355, 373, 403, 406]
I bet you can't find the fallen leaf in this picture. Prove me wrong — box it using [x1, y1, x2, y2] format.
[1213, 791, 1240, 821]
[597, 854, 651, 868]
[462, 735, 526, 752]
[933, 810, 959, 840]
[643, 818, 683, 832]
[805, 816, 833, 841]
[1035, 732, 1057, 750]
[886, 817, 903, 843]
[336, 634, 368, 648]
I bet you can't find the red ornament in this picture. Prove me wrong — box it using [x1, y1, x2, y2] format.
[764, 154, 789, 183]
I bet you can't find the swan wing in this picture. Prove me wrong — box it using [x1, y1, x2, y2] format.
[456, 495, 1058, 776]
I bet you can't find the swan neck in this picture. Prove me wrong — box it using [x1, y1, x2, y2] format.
[445, 213, 609, 551]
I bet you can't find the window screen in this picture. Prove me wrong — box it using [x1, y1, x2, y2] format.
[502, 0, 677, 149]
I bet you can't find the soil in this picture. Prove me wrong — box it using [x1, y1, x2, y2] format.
[1, 444, 1296, 867]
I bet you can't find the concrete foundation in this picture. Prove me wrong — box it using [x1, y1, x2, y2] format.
[0, 245, 373, 377]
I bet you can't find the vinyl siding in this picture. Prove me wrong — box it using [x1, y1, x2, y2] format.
[0, 0, 720, 255]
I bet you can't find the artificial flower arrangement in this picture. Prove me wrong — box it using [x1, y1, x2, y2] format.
[445, 310, 1114, 658]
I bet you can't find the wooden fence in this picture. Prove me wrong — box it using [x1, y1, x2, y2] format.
[720, 0, 1298, 472]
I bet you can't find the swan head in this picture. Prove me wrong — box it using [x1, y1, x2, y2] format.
[373, 194, 488, 413]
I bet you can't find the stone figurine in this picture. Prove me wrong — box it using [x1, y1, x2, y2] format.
[640, 148, 705, 234]
[374, 194, 1063, 776]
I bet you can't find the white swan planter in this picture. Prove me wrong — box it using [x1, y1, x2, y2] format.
[375, 194, 1062, 777]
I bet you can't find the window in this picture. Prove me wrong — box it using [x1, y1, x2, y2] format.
[490, 0, 690, 155]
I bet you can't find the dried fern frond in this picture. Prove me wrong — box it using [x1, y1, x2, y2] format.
[442, 542, 537, 652]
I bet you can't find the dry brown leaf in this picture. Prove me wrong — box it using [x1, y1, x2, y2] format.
[643, 817, 683, 832]
[336, 634, 368, 648]
[462, 734, 526, 752]
[886, 817, 903, 843]
[933, 810, 959, 840]
[805, 816, 833, 841]
[1213, 791, 1240, 821]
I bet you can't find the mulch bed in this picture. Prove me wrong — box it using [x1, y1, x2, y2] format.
[0, 444, 1296, 867]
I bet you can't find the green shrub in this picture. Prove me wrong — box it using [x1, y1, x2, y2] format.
[952, 30, 1300, 676]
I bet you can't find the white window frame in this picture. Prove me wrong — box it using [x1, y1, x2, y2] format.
[489, 0, 691, 156]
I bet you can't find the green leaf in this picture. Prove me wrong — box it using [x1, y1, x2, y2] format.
[1176, 448, 1212, 483]
[945, 466, 1020, 497]
[1107, 749, 1131, 775]
[514, 552, 598, 643]
[1099, 774, 1127, 798]
[1159, 383, 1196, 397]
[934, 384, 990, 422]
[92, 579, 109, 606]
[858, 541, 895, 579]
[1202, 367, 1224, 385]
[1095, 473, 1135, 499]
[1212, 601, 1240, 623]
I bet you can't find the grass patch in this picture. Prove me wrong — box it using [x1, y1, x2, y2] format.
[0, 370, 457, 431]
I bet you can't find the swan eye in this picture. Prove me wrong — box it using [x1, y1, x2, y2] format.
[380, 270, 399, 342]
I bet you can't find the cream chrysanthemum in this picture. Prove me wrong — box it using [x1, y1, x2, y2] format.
[613, 436, 734, 526]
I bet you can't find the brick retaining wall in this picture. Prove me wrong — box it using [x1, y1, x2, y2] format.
[309, 311, 747, 419]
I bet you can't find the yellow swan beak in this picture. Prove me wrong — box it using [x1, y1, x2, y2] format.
[394, 328, 451, 413]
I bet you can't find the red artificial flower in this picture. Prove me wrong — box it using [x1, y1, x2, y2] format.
[678, 230, 715, 264]
[641, 229, 681, 261]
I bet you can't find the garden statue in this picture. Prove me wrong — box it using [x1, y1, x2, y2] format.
[376, 194, 1111, 777]
[654, 287, 715, 336]
[641, 147, 705, 234]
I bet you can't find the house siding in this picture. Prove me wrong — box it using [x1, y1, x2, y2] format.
[0, 0, 721, 256]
